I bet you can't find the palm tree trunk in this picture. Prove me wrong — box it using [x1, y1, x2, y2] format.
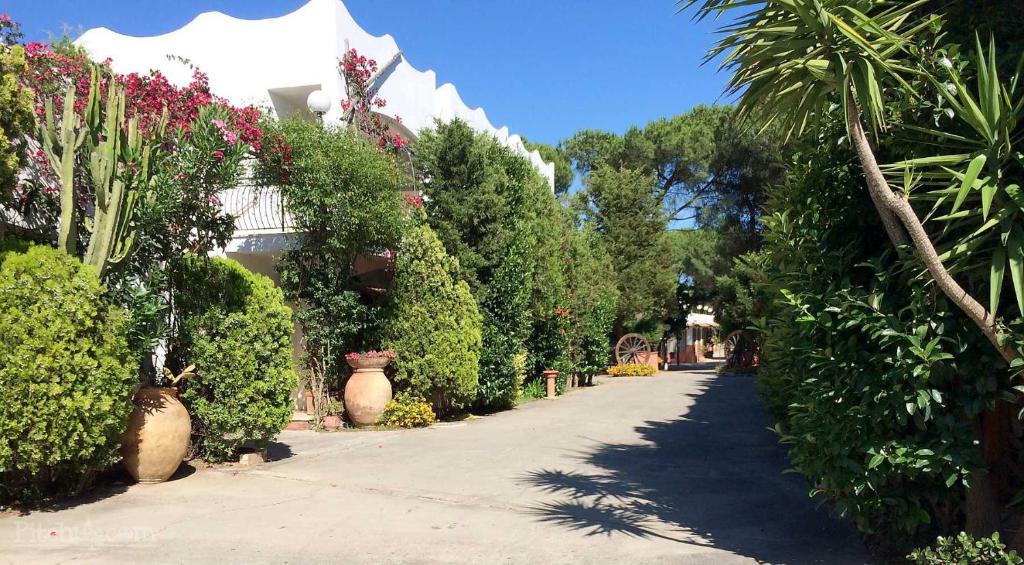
[844, 98, 1017, 364]
[845, 96, 1012, 538]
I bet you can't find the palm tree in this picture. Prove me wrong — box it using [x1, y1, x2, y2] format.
[679, 0, 1022, 538]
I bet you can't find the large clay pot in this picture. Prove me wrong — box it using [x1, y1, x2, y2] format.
[344, 358, 393, 426]
[121, 387, 191, 483]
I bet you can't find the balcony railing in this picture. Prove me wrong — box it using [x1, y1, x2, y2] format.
[219, 182, 296, 235]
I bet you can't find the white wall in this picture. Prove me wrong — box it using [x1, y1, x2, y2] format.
[75, 0, 555, 188]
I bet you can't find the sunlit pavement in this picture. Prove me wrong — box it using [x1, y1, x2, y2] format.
[0, 368, 868, 564]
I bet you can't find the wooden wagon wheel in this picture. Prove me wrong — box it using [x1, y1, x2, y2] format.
[615, 333, 651, 364]
[723, 330, 745, 358]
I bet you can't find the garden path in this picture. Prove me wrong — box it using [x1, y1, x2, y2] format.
[0, 367, 868, 564]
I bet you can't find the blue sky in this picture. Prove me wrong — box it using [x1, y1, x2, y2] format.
[7, 0, 730, 146]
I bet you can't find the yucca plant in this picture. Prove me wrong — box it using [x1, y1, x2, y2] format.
[885, 37, 1024, 329]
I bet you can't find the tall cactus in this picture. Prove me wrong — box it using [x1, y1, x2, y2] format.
[36, 64, 166, 277]
[37, 67, 95, 256]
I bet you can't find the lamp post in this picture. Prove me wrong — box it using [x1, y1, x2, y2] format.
[306, 89, 331, 124]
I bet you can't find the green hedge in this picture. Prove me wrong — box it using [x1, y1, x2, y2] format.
[171, 256, 297, 462]
[0, 243, 135, 503]
[382, 224, 482, 415]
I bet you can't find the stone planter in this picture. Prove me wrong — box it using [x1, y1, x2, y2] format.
[543, 369, 559, 399]
[344, 357, 393, 426]
[121, 387, 191, 484]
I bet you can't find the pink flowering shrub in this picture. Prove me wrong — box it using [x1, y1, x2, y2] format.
[339, 49, 408, 153]
[22, 41, 265, 148]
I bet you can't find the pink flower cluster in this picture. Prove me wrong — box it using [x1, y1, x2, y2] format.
[345, 350, 397, 361]
[402, 193, 423, 208]
[22, 41, 266, 151]
[211, 118, 238, 144]
[23, 41, 107, 116]
[338, 48, 409, 153]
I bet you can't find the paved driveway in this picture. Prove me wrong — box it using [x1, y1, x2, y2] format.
[1, 367, 868, 564]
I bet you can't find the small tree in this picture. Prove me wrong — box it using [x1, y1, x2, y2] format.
[382, 223, 482, 415]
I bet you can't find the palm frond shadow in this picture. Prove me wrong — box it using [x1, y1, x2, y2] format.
[517, 376, 867, 564]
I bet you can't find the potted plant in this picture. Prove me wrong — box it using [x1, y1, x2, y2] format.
[322, 399, 344, 430]
[120, 365, 194, 483]
[343, 350, 395, 426]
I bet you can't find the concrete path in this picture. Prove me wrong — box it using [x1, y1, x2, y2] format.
[1, 367, 868, 564]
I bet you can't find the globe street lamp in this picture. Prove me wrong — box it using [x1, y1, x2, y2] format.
[306, 89, 331, 123]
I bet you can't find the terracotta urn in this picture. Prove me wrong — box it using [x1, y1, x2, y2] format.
[344, 357, 393, 426]
[543, 369, 559, 399]
[121, 387, 191, 483]
[322, 415, 342, 430]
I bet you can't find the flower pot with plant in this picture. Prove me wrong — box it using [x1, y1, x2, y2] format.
[322, 399, 345, 430]
[343, 351, 395, 426]
[121, 365, 194, 483]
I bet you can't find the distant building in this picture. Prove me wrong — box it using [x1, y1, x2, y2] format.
[663, 310, 720, 364]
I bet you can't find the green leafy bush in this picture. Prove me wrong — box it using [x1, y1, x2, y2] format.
[170, 256, 298, 462]
[909, 533, 1022, 565]
[0, 23, 33, 202]
[0, 243, 135, 503]
[477, 237, 534, 409]
[382, 223, 482, 415]
[379, 392, 436, 428]
[756, 136, 998, 549]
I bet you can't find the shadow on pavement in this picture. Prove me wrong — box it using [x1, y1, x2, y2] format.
[519, 373, 865, 564]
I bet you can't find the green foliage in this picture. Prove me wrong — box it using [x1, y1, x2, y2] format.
[756, 135, 1003, 548]
[712, 251, 771, 335]
[520, 377, 546, 401]
[0, 243, 135, 503]
[414, 119, 548, 297]
[382, 223, 482, 415]
[108, 105, 250, 358]
[379, 392, 436, 428]
[524, 140, 574, 195]
[580, 166, 677, 330]
[170, 256, 297, 462]
[477, 237, 534, 409]
[565, 223, 619, 382]
[882, 38, 1024, 326]
[682, 0, 927, 136]
[257, 118, 405, 393]
[415, 119, 572, 408]
[0, 37, 33, 202]
[909, 532, 1022, 565]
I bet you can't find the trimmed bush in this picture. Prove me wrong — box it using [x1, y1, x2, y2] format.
[378, 392, 436, 428]
[0, 243, 135, 503]
[171, 256, 297, 462]
[607, 363, 655, 377]
[909, 532, 1022, 565]
[382, 224, 482, 415]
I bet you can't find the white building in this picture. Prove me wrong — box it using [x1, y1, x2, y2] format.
[76, 0, 555, 265]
